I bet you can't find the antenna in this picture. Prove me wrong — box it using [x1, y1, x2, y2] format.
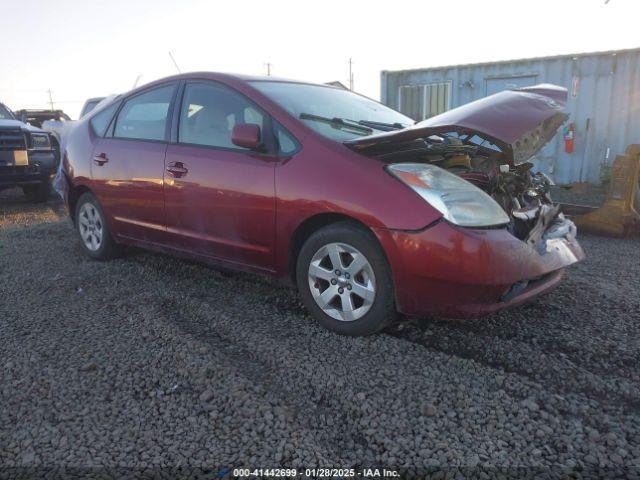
[348, 58, 354, 91]
[168, 51, 181, 73]
[132, 74, 143, 89]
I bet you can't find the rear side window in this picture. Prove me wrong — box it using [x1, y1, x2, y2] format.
[178, 82, 264, 150]
[114, 85, 175, 141]
[90, 103, 118, 137]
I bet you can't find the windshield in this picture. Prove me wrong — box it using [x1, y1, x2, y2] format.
[251, 81, 412, 141]
[0, 104, 14, 120]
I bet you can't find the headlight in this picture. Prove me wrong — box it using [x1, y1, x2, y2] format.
[30, 133, 51, 150]
[387, 163, 510, 227]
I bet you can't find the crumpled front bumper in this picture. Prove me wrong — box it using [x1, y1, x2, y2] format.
[374, 219, 585, 318]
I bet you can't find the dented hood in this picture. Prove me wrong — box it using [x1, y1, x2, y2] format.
[347, 84, 568, 165]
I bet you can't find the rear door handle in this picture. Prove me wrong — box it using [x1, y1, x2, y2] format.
[93, 153, 108, 165]
[166, 161, 188, 178]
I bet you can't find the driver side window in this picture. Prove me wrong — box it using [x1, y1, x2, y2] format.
[178, 82, 264, 150]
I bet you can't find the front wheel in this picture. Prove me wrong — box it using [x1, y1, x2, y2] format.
[296, 222, 397, 336]
[75, 192, 120, 260]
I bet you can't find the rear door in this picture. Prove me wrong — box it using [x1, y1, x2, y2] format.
[91, 84, 177, 242]
[163, 81, 278, 271]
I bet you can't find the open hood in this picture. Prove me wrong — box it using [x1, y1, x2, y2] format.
[346, 84, 568, 165]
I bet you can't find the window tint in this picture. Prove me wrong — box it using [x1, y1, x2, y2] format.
[90, 102, 119, 137]
[114, 85, 174, 141]
[179, 82, 264, 149]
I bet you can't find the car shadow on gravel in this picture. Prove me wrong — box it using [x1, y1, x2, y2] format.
[117, 251, 380, 463]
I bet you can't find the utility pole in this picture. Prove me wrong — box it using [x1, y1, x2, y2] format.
[265, 62, 272, 76]
[348, 58, 354, 91]
[168, 51, 181, 73]
[132, 74, 143, 89]
[47, 89, 54, 110]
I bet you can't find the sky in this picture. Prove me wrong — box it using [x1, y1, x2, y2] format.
[1, 0, 639, 119]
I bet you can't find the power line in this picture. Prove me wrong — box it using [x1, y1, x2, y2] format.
[0, 88, 52, 93]
[348, 58, 354, 91]
[47, 89, 54, 110]
[44, 99, 86, 103]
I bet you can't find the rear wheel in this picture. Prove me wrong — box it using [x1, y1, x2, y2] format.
[22, 182, 50, 203]
[75, 192, 120, 260]
[296, 222, 396, 336]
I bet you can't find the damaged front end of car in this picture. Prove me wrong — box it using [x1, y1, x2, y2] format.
[346, 84, 580, 254]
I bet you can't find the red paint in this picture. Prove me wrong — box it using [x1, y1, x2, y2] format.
[231, 123, 261, 150]
[63, 72, 584, 319]
[373, 222, 583, 317]
[348, 83, 569, 166]
[163, 143, 276, 270]
[90, 137, 166, 243]
[564, 122, 575, 154]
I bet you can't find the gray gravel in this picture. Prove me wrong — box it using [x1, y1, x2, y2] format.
[1, 189, 639, 478]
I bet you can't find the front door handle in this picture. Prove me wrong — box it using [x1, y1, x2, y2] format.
[93, 153, 109, 165]
[166, 161, 188, 178]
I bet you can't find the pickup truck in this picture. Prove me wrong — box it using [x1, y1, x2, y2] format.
[0, 102, 59, 202]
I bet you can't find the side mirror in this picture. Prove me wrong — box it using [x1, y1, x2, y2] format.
[231, 123, 262, 150]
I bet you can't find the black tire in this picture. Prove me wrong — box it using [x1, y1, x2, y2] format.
[296, 221, 397, 336]
[75, 192, 120, 260]
[22, 182, 50, 203]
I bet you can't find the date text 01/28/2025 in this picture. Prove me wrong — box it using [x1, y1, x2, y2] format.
[231, 468, 400, 477]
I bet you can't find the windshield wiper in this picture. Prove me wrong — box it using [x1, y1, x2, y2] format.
[299, 113, 410, 134]
[356, 119, 407, 131]
[299, 113, 373, 135]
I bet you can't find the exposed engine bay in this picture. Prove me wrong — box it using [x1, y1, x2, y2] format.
[360, 133, 576, 249]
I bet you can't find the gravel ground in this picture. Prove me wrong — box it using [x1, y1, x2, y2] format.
[1, 188, 639, 479]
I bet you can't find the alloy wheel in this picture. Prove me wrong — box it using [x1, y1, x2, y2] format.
[78, 203, 104, 252]
[307, 242, 376, 321]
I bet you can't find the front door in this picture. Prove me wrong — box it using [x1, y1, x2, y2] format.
[163, 81, 276, 271]
[91, 84, 176, 243]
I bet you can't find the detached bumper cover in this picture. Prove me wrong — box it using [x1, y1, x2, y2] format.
[375, 220, 584, 318]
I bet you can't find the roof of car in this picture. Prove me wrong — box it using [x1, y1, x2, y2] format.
[220, 73, 317, 83]
[134, 71, 335, 91]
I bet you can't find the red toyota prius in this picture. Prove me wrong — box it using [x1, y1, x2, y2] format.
[61, 73, 584, 336]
